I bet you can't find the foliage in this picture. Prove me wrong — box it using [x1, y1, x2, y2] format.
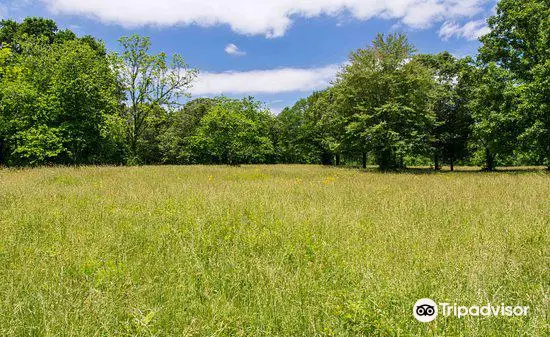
[468, 63, 520, 171]
[9, 125, 65, 165]
[110, 35, 198, 163]
[479, 0, 549, 82]
[517, 60, 550, 167]
[160, 98, 218, 164]
[276, 90, 341, 165]
[480, 0, 550, 168]
[416, 52, 474, 170]
[0, 17, 105, 54]
[189, 98, 275, 165]
[1, 14, 549, 170]
[0, 38, 122, 166]
[334, 34, 435, 170]
[276, 99, 311, 164]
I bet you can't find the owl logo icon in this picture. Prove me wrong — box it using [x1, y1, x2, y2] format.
[413, 298, 438, 322]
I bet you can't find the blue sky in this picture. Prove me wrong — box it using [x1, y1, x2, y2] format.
[1, 0, 496, 113]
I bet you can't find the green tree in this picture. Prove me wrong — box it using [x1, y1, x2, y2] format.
[0, 39, 122, 166]
[189, 98, 275, 165]
[277, 99, 309, 164]
[130, 103, 170, 164]
[0, 46, 16, 163]
[480, 0, 550, 168]
[517, 60, 550, 167]
[335, 34, 435, 170]
[0, 17, 108, 62]
[111, 35, 198, 163]
[277, 91, 339, 165]
[160, 98, 218, 164]
[304, 90, 343, 165]
[416, 52, 474, 171]
[0, 17, 57, 48]
[469, 63, 520, 171]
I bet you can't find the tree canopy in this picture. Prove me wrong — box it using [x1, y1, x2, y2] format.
[0, 30, 121, 165]
[0, 10, 548, 170]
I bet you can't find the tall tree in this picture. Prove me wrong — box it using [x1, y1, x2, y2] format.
[306, 89, 343, 165]
[480, 0, 549, 168]
[416, 52, 474, 171]
[469, 63, 520, 171]
[277, 90, 342, 165]
[335, 34, 435, 170]
[517, 60, 550, 168]
[111, 35, 198, 163]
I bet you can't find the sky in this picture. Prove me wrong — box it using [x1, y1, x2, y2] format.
[1, 0, 496, 114]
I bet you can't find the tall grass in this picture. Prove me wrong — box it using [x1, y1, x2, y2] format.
[0, 165, 548, 336]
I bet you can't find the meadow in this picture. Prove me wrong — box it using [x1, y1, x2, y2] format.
[0, 165, 548, 336]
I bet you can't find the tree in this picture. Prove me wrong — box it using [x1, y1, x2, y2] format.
[277, 99, 309, 164]
[480, 0, 549, 82]
[416, 52, 474, 171]
[469, 63, 520, 171]
[132, 103, 170, 164]
[335, 34, 435, 170]
[306, 90, 343, 165]
[160, 98, 219, 164]
[0, 18, 57, 48]
[480, 0, 550, 169]
[0, 46, 15, 164]
[111, 35, 198, 163]
[0, 20, 18, 47]
[189, 98, 275, 165]
[277, 90, 340, 165]
[517, 60, 550, 168]
[0, 17, 76, 51]
[0, 39, 122, 166]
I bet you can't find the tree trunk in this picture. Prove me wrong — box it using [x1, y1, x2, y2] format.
[321, 152, 333, 166]
[362, 152, 367, 169]
[485, 148, 495, 171]
[378, 151, 402, 171]
[450, 156, 455, 172]
[0, 139, 4, 166]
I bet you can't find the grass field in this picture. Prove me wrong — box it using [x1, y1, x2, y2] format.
[0, 165, 548, 336]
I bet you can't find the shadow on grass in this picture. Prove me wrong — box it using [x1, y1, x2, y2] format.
[341, 165, 550, 175]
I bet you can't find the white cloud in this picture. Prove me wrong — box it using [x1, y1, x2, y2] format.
[400, 0, 445, 29]
[224, 43, 246, 56]
[190, 64, 340, 96]
[439, 19, 490, 40]
[43, 0, 488, 37]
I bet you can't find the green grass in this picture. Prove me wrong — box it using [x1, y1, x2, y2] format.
[0, 165, 548, 336]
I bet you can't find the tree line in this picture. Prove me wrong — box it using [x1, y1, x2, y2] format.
[0, 0, 548, 170]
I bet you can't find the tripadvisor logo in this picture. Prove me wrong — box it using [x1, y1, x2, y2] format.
[413, 298, 529, 322]
[413, 298, 438, 322]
